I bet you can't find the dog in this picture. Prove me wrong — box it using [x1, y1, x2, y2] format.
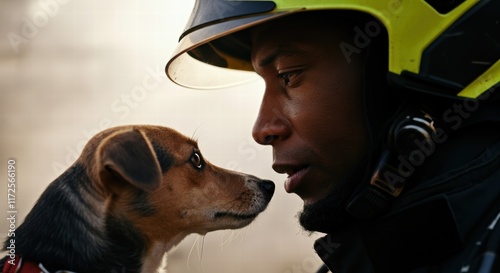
[0, 125, 274, 273]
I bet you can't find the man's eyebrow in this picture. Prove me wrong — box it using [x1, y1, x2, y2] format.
[258, 46, 307, 67]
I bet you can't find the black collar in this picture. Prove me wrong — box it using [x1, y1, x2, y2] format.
[315, 195, 463, 273]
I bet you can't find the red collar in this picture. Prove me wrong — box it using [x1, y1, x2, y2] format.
[3, 256, 43, 273]
[3, 256, 76, 273]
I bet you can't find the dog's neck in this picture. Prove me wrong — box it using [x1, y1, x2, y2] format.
[5, 163, 164, 273]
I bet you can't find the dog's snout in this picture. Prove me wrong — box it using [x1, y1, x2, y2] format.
[259, 180, 275, 201]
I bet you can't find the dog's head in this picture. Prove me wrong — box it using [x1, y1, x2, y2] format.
[85, 125, 274, 243]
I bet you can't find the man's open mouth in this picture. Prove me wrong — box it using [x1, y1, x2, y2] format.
[285, 165, 310, 193]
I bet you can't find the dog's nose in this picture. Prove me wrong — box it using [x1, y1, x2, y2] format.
[259, 180, 275, 201]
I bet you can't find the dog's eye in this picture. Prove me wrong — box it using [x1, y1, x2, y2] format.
[190, 152, 203, 169]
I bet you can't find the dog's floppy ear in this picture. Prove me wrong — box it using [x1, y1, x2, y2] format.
[96, 128, 162, 192]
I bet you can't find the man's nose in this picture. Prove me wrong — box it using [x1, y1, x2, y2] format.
[252, 93, 290, 145]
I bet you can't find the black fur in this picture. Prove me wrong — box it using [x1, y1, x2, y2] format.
[1, 163, 147, 273]
[152, 142, 174, 173]
[130, 190, 157, 217]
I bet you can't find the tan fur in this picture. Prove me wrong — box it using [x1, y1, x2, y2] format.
[86, 125, 273, 272]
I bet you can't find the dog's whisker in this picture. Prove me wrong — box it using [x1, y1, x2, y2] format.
[239, 229, 248, 244]
[186, 235, 207, 272]
[186, 235, 200, 270]
[231, 229, 246, 245]
[198, 235, 205, 261]
[191, 123, 205, 143]
[197, 235, 206, 273]
[233, 230, 245, 244]
[219, 229, 244, 248]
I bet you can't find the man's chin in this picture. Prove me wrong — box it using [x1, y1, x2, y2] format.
[297, 180, 357, 234]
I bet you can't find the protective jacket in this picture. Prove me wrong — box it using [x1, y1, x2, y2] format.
[314, 95, 500, 273]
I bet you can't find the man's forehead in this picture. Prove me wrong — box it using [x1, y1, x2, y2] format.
[254, 45, 309, 67]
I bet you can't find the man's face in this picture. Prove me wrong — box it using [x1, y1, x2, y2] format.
[251, 16, 369, 231]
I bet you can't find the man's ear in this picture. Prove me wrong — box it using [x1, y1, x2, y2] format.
[96, 128, 162, 193]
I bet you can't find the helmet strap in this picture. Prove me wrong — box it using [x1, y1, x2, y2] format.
[347, 101, 444, 221]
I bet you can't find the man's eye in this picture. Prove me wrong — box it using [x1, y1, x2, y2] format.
[278, 71, 300, 86]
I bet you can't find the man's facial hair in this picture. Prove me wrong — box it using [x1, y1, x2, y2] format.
[298, 162, 367, 234]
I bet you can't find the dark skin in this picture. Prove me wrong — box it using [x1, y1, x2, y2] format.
[250, 16, 370, 231]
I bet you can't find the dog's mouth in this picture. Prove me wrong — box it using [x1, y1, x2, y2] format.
[213, 211, 258, 220]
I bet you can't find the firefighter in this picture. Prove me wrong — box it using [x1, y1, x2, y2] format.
[166, 1, 500, 272]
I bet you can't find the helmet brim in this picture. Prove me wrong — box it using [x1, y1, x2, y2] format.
[166, 9, 304, 89]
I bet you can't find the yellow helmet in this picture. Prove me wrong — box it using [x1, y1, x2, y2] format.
[166, 0, 499, 99]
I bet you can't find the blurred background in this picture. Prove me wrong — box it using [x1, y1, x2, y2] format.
[0, 0, 323, 272]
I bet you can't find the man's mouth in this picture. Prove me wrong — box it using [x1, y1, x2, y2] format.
[284, 166, 309, 193]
